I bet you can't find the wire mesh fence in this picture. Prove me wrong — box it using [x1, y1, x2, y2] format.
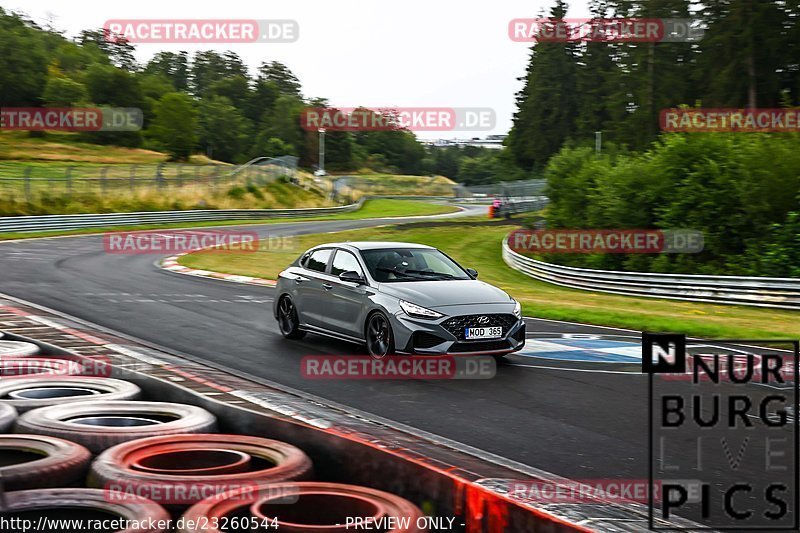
[329, 175, 458, 203]
[455, 179, 547, 199]
[0, 157, 298, 203]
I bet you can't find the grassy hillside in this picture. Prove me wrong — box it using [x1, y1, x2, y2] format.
[0, 131, 217, 166]
[0, 132, 330, 215]
[328, 173, 457, 198]
[0, 133, 460, 216]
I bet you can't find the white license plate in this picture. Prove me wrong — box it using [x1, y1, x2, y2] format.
[465, 326, 503, 339]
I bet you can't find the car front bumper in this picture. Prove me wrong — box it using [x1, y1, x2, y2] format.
[391, 307, 526, 355]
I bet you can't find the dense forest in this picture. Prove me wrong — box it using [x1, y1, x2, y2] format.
[504, 0, 800, 277]
[0, 7, 502, 180]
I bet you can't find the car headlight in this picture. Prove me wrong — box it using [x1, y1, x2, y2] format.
[513, 300, 522, 319]
[399, 300, 443, 320]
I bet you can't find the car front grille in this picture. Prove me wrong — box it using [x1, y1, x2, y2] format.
[441, 313, 518, 341]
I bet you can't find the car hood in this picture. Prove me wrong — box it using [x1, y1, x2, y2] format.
[378, 280, 512, 308]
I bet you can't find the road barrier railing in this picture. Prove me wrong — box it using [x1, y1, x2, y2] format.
[0, 199, 368, 233]
[0, 195, 535, 234]
[502, 235, 800, 309]
[497, 197, 549, 216]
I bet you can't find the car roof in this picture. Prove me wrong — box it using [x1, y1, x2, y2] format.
[314, 241, 435, 251]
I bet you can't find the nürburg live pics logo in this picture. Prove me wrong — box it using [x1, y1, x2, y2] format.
[643, 332, 799, 530]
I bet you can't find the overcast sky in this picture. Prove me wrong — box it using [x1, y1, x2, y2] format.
[4, 0, 591, 139]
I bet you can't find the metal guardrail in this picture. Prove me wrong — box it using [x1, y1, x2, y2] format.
[0, 195, 548, 234]
[455, 179, 547, 198]
[502, 235, 800, 309]
[496, 196, 548, 215]
[0, 198, 366, 233]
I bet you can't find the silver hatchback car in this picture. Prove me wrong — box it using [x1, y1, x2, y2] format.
[273, 241, 525, 357]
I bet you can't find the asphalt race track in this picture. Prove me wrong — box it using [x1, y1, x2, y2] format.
[0, 206, 793, 509]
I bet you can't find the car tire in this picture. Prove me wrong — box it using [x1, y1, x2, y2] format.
[15, 401, 217, 454]
[0, 434, 91, 490]
[277, 295, 306, 340]
[366, 312, 395, 358]
[0, 402, 17, 432]
[0, 340, 41, 357]
[180, 482, 426, 533]
[0, 489, 169, 531]
[90, 434, 313, 507]
[0, 377, 142, 413]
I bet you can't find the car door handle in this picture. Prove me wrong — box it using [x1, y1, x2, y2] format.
[322, 283, 333, 290]
[295, 276, 308, 284]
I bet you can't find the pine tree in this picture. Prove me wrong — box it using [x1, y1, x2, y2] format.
[507, 0, 579, 171]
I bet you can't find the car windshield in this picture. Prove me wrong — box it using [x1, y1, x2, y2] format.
[361, 248, 471, 282]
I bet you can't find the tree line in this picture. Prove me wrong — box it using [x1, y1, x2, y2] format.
[0, 8, 511, 184]
[509, 0, 800, 277]
[507, 0, 800, 171]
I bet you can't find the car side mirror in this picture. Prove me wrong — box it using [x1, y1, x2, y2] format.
[466, 268, 478, 279]
[339, 270, 365, 284]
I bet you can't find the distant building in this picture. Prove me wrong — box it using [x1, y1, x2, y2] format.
[420, 135, 507, 150]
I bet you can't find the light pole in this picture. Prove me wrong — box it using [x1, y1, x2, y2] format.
[318, 128, 326, 175]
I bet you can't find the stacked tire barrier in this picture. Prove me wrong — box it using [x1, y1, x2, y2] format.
[15, 401, 218, 453]
[180, 482, 427, 533]
[0, 402, 17, 432]
[0, 434, 91, 490]
[0, 376, 141, 412]
[0, 340, 40, 357]
[90, 434, 314, 501]
[0, 336, 431, 531]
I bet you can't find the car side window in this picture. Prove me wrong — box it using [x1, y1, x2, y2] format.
[305, 249, 332, 273]
[330, 250, 363, 277]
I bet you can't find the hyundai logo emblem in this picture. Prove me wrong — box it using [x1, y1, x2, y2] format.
[477, 316, 490, 325]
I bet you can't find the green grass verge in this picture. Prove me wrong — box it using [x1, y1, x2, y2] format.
[0, 199, 458, 241]
[180, 220, 800, 340]
[319, 199, 456, 219]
